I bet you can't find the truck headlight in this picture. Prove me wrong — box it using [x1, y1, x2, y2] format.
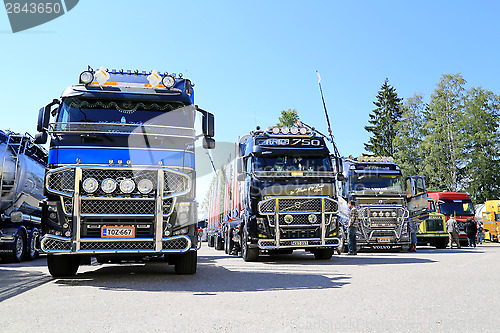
[119, 179, 135, 194]
[308, 214, 317, 224]
[372, 212, 378, 217]
[79, 71, 94, 84]
[284, 214, 293, 224]
[162, 75, 175, 88]
[391, 211, 396, 217]
[83, 178, 99, 193]
[101, 178, 117, 194]
[385, 212, 390, 217]
[138, 179, 153, 194]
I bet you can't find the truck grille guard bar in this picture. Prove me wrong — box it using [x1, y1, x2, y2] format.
[257, 196, 339, 249]
[41, 164, 193, 254]
[358, 206, 409, 242]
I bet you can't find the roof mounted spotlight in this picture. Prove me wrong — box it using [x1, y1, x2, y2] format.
[290, 127, 299, 135]
[171, 73, 176, 78]
[134, 69, 139, 74]
[162, 75, 176, 88]
[119, 69, 124, 74]
[299, 127, 307, 135]
[272, 126, 280, 135]
[79, 70, 94, 84]
[281, 126, 290, 134]
[179, 73, 183, 78]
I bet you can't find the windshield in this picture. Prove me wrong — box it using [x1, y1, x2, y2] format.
[349, 174, 404, 192]
[57, 97, 195, 128]
[254, 155, 332, 172]
[439, 200, 474, 216]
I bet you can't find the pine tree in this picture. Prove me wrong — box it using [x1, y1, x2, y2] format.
[462, 87, 500, 202]
[364, 78, 403, 156]
[277, 109, 299, 127]
[421, 74, 467, 191]
[393, 93, 426, 177]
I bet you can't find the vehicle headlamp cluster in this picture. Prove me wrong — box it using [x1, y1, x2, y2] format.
[269, 126, 309, 135]
[82, 177, 154, 195]
[356, 156, 394, 163]
[371, 211, 397, 218]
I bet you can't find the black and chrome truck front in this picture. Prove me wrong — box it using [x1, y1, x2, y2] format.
[40, 164, 194, 255]
[257, 196, 340, 249]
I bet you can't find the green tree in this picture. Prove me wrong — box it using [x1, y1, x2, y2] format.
[277, 109, 299, 127]
[421, 73, 467, 191]
[364, 78, 403, 156]
[393, 93, 426, 177]
[462, 87, 500, 202]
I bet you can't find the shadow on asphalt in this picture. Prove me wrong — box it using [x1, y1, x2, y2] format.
[0, 257, 51, 302]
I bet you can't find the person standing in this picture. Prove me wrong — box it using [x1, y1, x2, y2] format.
[477, 221, 484, 244]
[447, 215, 461, 249]
[347, 200, 359, 255]
[464, 217, 477, 248]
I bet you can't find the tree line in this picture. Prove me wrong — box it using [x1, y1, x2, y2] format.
[365, 73, 500, 203]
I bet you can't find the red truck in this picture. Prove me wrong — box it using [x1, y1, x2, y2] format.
[427, 191, 475, 244]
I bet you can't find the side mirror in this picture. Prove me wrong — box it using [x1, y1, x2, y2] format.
[336, 173, 346, 181]
[202, 111, 215, 138]
[36, 107, 49, 133]
[202, 137, 215, 149]
[34, 132, 47, 144]
[236, 157, 245, 174]
[237, 173, 246, 181]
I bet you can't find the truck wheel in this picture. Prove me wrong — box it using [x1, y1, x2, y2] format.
[26, 229, 40, 261]
[224, 230, 230, 254]
[241, 230, 259, 262]
[208, 236, 214, 247]
[47, 254, 79, 277]
[4, 230, 27, 263]
[215, 235, 224, 251]
[435, 238, 448, 249]
[174, 251, 197, 275]
[313, 248, 334, 260]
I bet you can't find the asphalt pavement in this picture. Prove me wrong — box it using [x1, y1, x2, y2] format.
[1, 243, 499, 332]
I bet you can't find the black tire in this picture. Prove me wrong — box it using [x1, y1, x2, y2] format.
[26, 229, 40, 261]
[215, 235, 224, 251]
[224, 230, 230, 254]
[208, 236, 214, 247]
[241, 229, 259, 262]
[4, 230, 27, 263]
[174, 251, 197, 275]
[313, 248, 334, 260]
[47, 254, 79, 277]
[435, 238, 448, 249]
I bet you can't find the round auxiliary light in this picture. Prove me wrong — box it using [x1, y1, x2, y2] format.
[119, 179, 135, 194]
[385, 211, 390, 217]
[376, 156, 382, 162]
[138, 179, 154, 194]
[79, 71, 94, 84]
[378, 211, 384, 217]
[162, 75, 176, 88]
[284, 214, 293, 224]
[387, 157, 394, 163]
[290, 127, 299, 135]
[101, 178, 117, 194]
[391, 211, 397, 217]
[272, 126, 280, 135]
[308, 214, 317, 224]
[369, 156, 375, 162]
[281, 126, 290, 134]
[358, 156, 364, 162]
[299, 127, 307, 135]
[82, 178, 99, 193]
[381, 156, 388, 162]
[372, 212, 378, 217]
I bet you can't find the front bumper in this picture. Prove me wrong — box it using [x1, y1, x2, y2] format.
[40, 234, 192, 254]
[257, 237, 340, 249]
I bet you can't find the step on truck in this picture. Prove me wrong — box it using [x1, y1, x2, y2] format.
[209, 125, 342, 261]
[0, 130, 47, 262]
[427, 191, 475, 245]
[337, 156, 428, 251]
[417, 197, 448, 249]
[34, 67, 215, 276]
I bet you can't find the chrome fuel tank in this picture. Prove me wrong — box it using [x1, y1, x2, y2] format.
[0, 131, 47, 215]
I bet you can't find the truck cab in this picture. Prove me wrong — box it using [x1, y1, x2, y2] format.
[417, 198, 448, 248]
[35, 67, 215, 276]
[338, 156, 428, 251]
[477, 200, 500, 242]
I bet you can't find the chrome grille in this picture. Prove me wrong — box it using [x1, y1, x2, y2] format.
[259, 200, 275, 213]
[42, 237, 71, 251]
[278, 198, 322, 212]
[63, 197, 73, 214]
[164, 171, 190, 195]
[369, 218, 397, 227]
[162, 237, 189, 250]
[426, 218, 444, 232]
[81, 199, 155, 215]
[324, 199, 338, 212]
[267, 214, 332, 226]
[82, 169, 157, 197]
[80, 241, 155, 251]
[163, 198, 174, 215]
[47, 169, 75, 194]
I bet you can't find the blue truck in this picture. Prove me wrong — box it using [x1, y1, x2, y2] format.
[34, 67, 215, 276]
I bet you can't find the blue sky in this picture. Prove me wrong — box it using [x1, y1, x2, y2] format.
[1, 0, 500, 203]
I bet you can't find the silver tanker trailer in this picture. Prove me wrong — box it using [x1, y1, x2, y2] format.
[0, 130, 47, 262]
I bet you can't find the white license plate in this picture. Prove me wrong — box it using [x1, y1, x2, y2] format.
[377, 237, 391, 243]
[291, 240, 308, 246]
[101, 226, 135, 238]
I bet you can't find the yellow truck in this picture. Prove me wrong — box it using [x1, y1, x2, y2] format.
[476, 200, 500, 242]
[417, 198, 448, 249]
